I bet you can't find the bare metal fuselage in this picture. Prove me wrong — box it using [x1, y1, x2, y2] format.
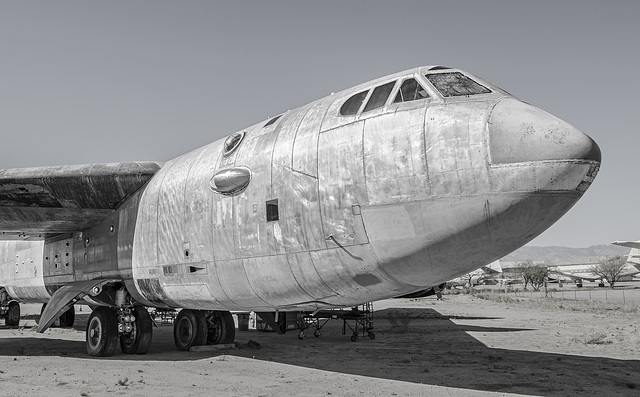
[0, 66, 600, 313]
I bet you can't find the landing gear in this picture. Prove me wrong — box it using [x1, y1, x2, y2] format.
[4, 301, 20, 326]
[59, 305, 75, 327]
[173, 309, 236, 350]
[86, 307, 119, 357]
[173, 309, 208, 351]
[40, 303, 75, 328]
[1, 288, 20, 327]
[120, 306, 153, 354]
[204, 310, 235, 345]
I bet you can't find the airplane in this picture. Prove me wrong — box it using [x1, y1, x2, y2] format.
[0, 65, 601, 357]
[612, 240, 640, 270]
[447, 261, 503, 289]
[547, 242, 640, 284]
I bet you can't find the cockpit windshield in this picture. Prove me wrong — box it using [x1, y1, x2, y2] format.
[425, 72, 491, 97]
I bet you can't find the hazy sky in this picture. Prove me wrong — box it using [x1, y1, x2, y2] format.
[0, 1, 638, 248]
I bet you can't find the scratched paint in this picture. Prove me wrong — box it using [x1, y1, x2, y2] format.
[1, 66, 600, 313]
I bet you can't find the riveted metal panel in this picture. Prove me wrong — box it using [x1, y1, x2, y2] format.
[309, 246, 401, 305]
[272, 108, 307, 170]
[490, 162, 593, 193]
[212, 188, 235, 261]
[232, 130, 280, 258]
[132, 165, 166, 275]
[292, 100, 329, 177]
[271, 169, 324, 252]
[286, 251, 338, 301]
[0, 240, 49, 302]
[214, 258, 268, 309]
[425, 102, 491, 197]
[321, 92, 361, 132]
[184, 141, 222, 264]
[116, 189, 142, 272]
[156, 155, 190, 266]
[242, 255, 314, 307]
[317, 122, 369, 246]
[363, 107, 429, 205]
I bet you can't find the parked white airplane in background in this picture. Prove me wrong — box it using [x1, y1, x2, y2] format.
[0, 66, 600, 357]
[548, 241, 640, 283]
[447, 261, 503, 288]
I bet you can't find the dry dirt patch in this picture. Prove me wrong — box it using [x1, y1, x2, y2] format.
[0, 294, 638, 396]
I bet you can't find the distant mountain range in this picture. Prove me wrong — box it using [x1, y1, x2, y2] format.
[501, 245, 630, 265]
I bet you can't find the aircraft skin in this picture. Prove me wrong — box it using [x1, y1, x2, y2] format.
[0, 66, 601, 355]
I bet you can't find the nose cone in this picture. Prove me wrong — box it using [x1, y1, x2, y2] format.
[489, 98, 601, 164]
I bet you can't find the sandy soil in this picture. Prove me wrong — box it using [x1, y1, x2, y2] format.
[1, 291, 639, 397]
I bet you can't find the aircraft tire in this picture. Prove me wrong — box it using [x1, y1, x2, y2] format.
[121, 307, 153, 355]
[5, 301, 20, 326]
[204, 310, 235, 345]
[86, 307, 118, 357]
[174, 309, 207, 351]
[59, 305, 75, 328]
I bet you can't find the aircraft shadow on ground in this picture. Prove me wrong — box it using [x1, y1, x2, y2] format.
[0, 308, 638, 395]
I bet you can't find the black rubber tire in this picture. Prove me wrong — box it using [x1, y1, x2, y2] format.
[86, 307, 118, 357]
[204, 310, 236, 345]
[59, 305, 75, 328]
[5, 301, 20, 326]
[40, 303, 75, 328]
[120, 307, 153, 355]
[174, 309, 207, 351]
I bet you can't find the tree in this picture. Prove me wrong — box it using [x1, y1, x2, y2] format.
[590, 256, 627, 288]
[517, 260, 548, 291]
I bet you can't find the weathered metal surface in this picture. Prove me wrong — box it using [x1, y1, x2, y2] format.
[363, 105, 430, 204]
[233, 130, 279, 258]
[0, 162, 161, 235]
[0, 240, 48, 302]
[209, 167, 252, 195]
[0, 66, 601, 315]
[318, 122, 369, 246]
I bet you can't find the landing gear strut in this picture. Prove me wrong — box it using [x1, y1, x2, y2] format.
[119, 306, 153, 354]
[86, 305, 153, 357]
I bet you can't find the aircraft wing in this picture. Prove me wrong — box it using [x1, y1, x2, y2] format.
[612, 240, 640, 249]
[0, 162, 162, 239]
[548, 268, 601, 282]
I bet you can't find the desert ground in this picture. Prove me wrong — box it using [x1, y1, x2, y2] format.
[1, 287, 639, 397]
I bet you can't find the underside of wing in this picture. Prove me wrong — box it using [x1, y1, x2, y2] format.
[611, 240, 640, 249]
[0, 162, 162, 239]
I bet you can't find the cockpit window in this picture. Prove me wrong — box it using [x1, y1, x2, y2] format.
[394, 78, 429, 103]
[425, 72, 491, 97]
[340, 90, 368, 116]
[264, 115, 282, 127]
[222, 131, 245, 157]
[363, 81, 395, 113]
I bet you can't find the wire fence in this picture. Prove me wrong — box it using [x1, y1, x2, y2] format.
[472, 286, 640, 305]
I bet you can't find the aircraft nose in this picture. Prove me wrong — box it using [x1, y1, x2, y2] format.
[488, 98, 601, 164]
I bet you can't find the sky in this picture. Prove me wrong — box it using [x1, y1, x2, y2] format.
[0, 0, 638, 248]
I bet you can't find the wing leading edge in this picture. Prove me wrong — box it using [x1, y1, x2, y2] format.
[0, 161, 162, 239]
